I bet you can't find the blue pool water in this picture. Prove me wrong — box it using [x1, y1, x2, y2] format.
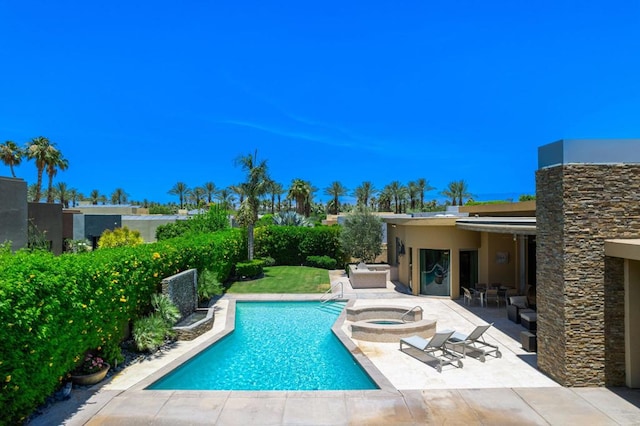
[148, 301, 378, 390]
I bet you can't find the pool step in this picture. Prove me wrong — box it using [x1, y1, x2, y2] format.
[316, 301, 346, 314]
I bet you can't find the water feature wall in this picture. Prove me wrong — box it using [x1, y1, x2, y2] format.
[161, 269, 198, 321]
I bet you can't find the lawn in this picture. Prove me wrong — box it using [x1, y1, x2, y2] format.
[226, 265, 331, 293]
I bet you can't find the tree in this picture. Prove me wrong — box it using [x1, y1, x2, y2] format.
[407, 181, 419, 210]
[189, 186, 206, 207]
[387, 181, 405, 214]
[68, 188, 81, 207]
[89, 189, 101, 205]
[324, 181, 348, 215]
[354, 181, 376, 208]
[25, 136, 54, 202]
[442, 180, 471, 206]
[203, 182, 217, 204]
[111, 188, 128, 205]
[54, 182, 70, 207]
[45, 148, 68, 203]
[168, 182, 189, 209]
[416, 178, 435, 210]
[234, 150, 269, 260]
[340, 208, 383, 263]
[455, 180, 472, 206]
[216, 188, 235, 210]
[0, 140, 23, 177]
[288, 178, 311, 216]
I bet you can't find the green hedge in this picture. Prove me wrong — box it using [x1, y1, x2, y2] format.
[305, 255, 338, 269]
[235, 259, 265, 279]
[0, 229, 244, 424]
[254, 225, 345, 266]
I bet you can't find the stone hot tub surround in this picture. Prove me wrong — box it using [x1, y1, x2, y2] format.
[346, 305, 436, 342]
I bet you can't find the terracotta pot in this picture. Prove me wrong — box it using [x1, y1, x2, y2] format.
[70, 363, 110, 385]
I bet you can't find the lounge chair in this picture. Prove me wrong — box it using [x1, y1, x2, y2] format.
[444, 323, 502, 362]
[400, 330, 463, 373]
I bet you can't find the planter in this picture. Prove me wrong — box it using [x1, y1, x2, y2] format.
[70, 363, 110, 386]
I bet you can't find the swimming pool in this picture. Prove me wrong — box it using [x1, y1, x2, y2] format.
[148, 301, 378, 391]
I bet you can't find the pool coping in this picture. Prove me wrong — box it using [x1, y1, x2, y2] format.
[128, 295, 398, 395]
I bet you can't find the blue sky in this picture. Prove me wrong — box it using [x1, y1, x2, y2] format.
[1, 1, 639, 205]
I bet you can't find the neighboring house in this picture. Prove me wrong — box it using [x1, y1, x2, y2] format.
[0, 177, 28, 251]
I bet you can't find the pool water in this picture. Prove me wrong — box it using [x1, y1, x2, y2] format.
[148, 301, 378, 391]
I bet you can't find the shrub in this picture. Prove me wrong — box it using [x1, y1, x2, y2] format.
[197, 269, 224, 302]
[260, 256, 276, 266]
[0, 228, 245, 423]
[235, 259, 264, 279]
[156, 204, 229, 241]
[151, 294, 181, 326]
[133, 314, 172, 352]
[254, 225, 345, 265]
[305, 255, 337, 269]
[98, 226, 144, 248]
[149, 205, 174, 214]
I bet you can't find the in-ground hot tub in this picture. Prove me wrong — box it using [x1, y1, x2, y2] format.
[347, 305, 437, 342]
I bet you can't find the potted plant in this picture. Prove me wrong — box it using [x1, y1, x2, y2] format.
[70, 353, 110, 385]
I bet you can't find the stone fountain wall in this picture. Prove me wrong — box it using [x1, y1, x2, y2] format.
[161, 269, 198, 321]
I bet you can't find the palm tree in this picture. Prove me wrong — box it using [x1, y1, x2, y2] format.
[407, 181, 419, 210]
[441, 180, 471, 206]
[190, 186, 206, 207]
[455, 180, 472, 206]
[168, 182, 189, 209]
[54, 182, 70, 207]
[229, 184, 245, 206]
[45, 148, 68, 203]
[288, 178, 311, 216]
[387, 181, 405, 214]
[234, 150, 269, 260]
[416, 178, 435, 210]
[216, 188, 235, 210]
[111, 188, 128, 205]
[203, 182, 217, 204]
[68, 188, 81, 207]
[89, 189, 101, 205]
[268, 180, 284, 214]
[25, 136, 54, 202]
[354, 181, 376, 208]
[0, 140, 23, 177]
[378, 186, 392, 212]
[324, 181, 348, 214]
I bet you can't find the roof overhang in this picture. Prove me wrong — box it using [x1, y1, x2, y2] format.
[455, 217, 536, 235]
[605, 239, 640, 261]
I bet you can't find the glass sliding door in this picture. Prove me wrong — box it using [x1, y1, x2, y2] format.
[419, 249, 450, 296]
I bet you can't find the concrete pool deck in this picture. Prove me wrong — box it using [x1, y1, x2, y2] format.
[29, 272, 640, 425]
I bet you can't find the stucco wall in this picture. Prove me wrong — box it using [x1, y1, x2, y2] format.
[389, 223, 480, 298]
[536, 164, 636, 386]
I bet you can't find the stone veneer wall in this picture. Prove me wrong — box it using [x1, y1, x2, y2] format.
[161, 269, 198, 321]
[536, 164, 639, 386]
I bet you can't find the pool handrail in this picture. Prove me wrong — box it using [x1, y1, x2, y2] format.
[401, 305, 424, 323]
[321, 281, 344, 303]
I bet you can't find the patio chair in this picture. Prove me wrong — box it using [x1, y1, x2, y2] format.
[444, 323, 502, 362]
[462, 287, 481, 306]
[400, 330, 463, 373]
[484, 288, 503, 308]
